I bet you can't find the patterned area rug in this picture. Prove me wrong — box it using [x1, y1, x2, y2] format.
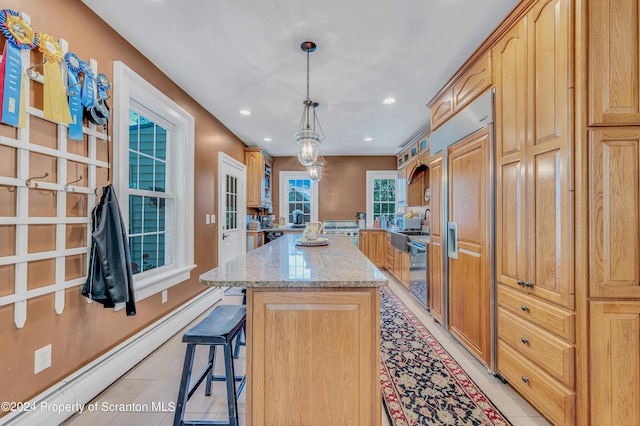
[380, 287, 511, 426]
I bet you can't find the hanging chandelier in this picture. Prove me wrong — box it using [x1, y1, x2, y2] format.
[296, 41, 325, 169]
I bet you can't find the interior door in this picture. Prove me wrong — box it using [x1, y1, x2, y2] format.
[447, 127, 491, 366]
[218, 153, 246, 266]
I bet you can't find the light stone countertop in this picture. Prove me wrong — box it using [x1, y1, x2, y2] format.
[200, 234, 388, 288]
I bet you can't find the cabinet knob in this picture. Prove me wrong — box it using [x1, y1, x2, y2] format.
[525, 281, 533, 288]
[521, 376, 529, 383]
[516, 280, 524, 286]
[521, 305, 529, 312]
[520, 337, 528, 344]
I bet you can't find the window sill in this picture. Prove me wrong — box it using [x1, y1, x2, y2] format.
[133, 265, 197, 302]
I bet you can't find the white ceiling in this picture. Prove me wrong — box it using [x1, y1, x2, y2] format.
[82, 0, 517, 156]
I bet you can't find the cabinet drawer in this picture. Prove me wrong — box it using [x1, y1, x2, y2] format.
[498, 308, 574, 388]
[498, 341, 575, 425]
[498, 285, 575, 342]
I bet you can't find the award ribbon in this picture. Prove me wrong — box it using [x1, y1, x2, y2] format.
[79, 59, 95, 108]
[96, 73, 110, 101]
[65, 52, 83, 140]
[0, 9, 37, 128]
[37, 33, 72, 124]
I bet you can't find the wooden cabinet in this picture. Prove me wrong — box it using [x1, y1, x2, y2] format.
[589, 127, 640, 298]
[246, 231, 264, 252]
[590, 301, 640, 426]
[391, 247, 410, 289]
[244, 148, 272, 209]
[430, 88, 454, 131]
[430, 52, 492, 131]
[429, 152, 443, 323]
[494, 0, 573, 310]
[588, 0, 640, 125]
[359, 230, 386, 268]
[247, 288, 381, 425]
[452, 51, 492, 111]
[385, 232, 393, 271]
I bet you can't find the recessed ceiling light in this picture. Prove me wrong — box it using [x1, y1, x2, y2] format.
[382, 98, 396, 105]
[364, 137, 373, 142]
[239, 109, 251, 116]
[263, 137, 272, 142]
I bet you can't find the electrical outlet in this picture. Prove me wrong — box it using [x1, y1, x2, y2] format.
[34, 344, 51, 374]
[162, 290, 168, 304]
[205, 214, 210, 225]
[211, 214, 216, 224]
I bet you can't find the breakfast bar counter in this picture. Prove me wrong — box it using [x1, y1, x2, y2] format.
[200, 234, 387, 425]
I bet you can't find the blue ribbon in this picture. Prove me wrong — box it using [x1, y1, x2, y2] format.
[96, 73, 110, 100]
[79, 60, 95, 108]
[65, 52, 83, 140]
[0, 43, 22, 127]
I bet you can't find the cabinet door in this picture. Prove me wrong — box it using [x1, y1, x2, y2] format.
[430, 88, 454, 131]
[359, 231, 369, 255]
[453, 52, 492, 112]
[495, 18, 528, 293]
[590, 301, 640, 425]
[589, 0, 640, 125]
[245, 151, 262, 208]
[589, 128, 640, 298]
[373, 231, 386, 267]
[429, 153, 443, 323]
[525, 0, 574, 309]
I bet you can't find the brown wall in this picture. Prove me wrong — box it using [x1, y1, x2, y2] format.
[272, 156, 397, 221]
[0, 0, 246, 409]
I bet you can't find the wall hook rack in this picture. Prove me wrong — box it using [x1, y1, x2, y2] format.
[25, 59, 48, 79]
[64, 175, 83, 192]
[66, 81, 81, 96]
[25, 172, 49, 189]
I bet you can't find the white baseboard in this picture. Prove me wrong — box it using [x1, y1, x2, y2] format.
[1, 287, 223, 426]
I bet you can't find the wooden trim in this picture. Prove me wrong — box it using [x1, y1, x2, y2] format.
[427, 0, 539, 108]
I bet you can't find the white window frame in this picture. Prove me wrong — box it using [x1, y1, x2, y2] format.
[366, 170, 398, 228]
[113, 61, 195, 301]
[279, 171, 319, 224]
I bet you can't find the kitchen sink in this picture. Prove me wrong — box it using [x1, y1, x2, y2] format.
[390, 231, 410, 252]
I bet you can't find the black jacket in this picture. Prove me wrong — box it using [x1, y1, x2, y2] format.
[82, 184, 136, 316]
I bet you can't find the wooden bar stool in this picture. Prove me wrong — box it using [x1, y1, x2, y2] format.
[173, 305, 246, 426]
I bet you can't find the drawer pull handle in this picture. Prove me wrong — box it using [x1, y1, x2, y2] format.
[521, 305, 529, 312]
[525, 281, 533, 288]
[520, 337, 528, 344]
[517, 280, 524, 286]
[521, 376, 529, 383]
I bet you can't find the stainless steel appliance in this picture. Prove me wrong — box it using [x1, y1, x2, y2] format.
[323, 220, 359, 246]
[292, 209, 305, 227]
[260, 215, 273, 229]
[407, 238, 428, 309]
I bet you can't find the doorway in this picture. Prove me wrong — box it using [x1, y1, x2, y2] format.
[218, 153, 247, 266]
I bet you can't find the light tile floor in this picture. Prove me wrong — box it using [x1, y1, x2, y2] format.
[63, 278, 550, 426]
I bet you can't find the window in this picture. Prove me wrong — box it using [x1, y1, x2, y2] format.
[366, 171, 397, 227]
[279, 171, 318, 224]
[114, 62, 195, 301]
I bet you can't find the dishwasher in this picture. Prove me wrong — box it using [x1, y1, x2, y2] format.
[407, 239, 428, 309]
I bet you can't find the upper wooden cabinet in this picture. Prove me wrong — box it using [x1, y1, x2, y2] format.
[430, 89, 454, 131]
[244, 148, 272, 209]
[494, 0, 574, 310]
[453, 52, 492, 112]
[589, 127, 640, 298]
[429, 52, 492, 131]
[589, 0, 640, 125]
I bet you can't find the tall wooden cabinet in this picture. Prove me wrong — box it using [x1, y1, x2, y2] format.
[244, 148, 272, 209]
[494, 0, 575, 423]
[429, 153, 443, 324]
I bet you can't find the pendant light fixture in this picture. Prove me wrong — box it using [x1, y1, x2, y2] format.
[308, 152, 325, 182]
[295, 41, 324, 167]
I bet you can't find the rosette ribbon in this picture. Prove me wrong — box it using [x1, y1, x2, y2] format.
[0, 9, 38, 127]
[64, 52, 83, 140]
[37, 33, 72, 124]
[96, 73, 110, 101]
[79, 59, 95, 108]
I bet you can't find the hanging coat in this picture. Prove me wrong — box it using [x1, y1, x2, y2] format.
[82, 184, 136, 316]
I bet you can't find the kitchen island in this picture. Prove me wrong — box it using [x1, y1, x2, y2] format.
[200, 234, 387, 425]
